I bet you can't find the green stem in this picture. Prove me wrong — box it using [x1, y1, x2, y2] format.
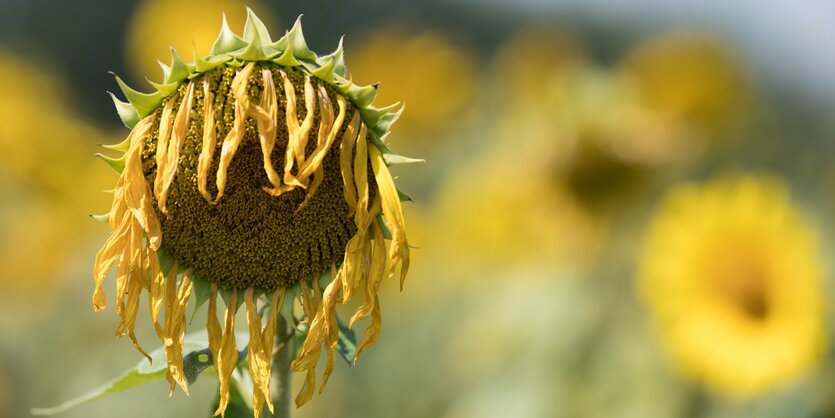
[265, 315, 293, 418]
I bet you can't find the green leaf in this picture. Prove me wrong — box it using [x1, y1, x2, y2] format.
[336, 315, 358, 366]
[31, 334, 212, 416]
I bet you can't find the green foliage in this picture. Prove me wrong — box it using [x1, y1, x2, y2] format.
[31, 332, 223, 416]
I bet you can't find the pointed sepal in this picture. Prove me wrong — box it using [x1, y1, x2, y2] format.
[194, 52, 231, 74]
[232, 19, 277, 62]
[376, 213, 393, 240]
[242, 7, 272, 44]
[370, 139, 425, 166]
[165, 48, 193, 84]
[113, 75, 162, 118]
[100, 134, 132, 153]
[270, 16, 316, 61]
[310, 54, 336, 82]
[89, 213, 111, 223]
[209, 14, 247, 56]
[158, 61, 172, 81]
[371, 103, 405, 138]
[95, 153, 126, 174]
[219, 288, 245, 312]
[273, 46, 301, 67]
[348, 83, 379, 108]
[147, 79, 180, 97]
[329, 36, 347, 77]
[397, 188, 414, 202]
[232, 7, 279, 61]
[108, 92, 140, 129]
[360, 102, 400, 127]
[189, 275, 212, 323]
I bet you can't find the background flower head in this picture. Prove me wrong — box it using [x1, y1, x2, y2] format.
[639, 175, 825, 397]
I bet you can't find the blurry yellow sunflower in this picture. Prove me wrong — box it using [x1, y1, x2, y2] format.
[639, 176, 825, 397]
[95, 10, 414, 416]
[0, 52, 112, 291]
[433, 143, 604, 272]
[125, 0, 277, 82]
[348, 25, 476, 138]
[487, 28, 755, 215]
[617, 31, 753, 141]
[491, 24, 587, 105]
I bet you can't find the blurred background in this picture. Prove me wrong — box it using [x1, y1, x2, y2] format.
[2, 0, 835, 417]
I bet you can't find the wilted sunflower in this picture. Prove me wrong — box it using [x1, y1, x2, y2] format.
[639, 176, 824, 397]
[93, 10, 414, 416]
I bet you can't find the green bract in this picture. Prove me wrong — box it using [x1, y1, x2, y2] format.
[108, 8, 421, 168]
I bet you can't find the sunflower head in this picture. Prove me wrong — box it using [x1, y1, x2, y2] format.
[639, 176, 824, 397]
[94, 9, 416, 416]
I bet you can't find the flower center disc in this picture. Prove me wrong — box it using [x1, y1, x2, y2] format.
[141, 65, 362, 290]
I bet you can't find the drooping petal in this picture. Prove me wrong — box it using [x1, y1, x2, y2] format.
[352, 218, 388, 361]
[296, 88, 347, 211]
[92, 211, 131, 311]
[213, 289, 239, 416]
[214, 63, 256, 203]
[274, 69, 316, 192]
[339, 111, 361, 212]
[197, 79, 218, 202]
[163, 269, 193, 396]
[244, 288, 273, 417]
[158, 80, 195, 214]
[370, 145, 411, 288]
[153, 95, 178, 204]
[292, 279, 323, 407]
[93, 115, 158, 312]
[148, 250, 167, 338]
[252, 69, 283, 190]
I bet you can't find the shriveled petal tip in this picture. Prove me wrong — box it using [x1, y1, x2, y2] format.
[295, 370, 317, 407]
[213, 289, 239, 417]
[163, 271, 193, 396]
[245, 288, 274, 416]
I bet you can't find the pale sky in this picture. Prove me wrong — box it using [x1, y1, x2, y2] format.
[459, 0, 835, 104]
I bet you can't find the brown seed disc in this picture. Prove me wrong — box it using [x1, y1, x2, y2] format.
[141, 64, 368, 290]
